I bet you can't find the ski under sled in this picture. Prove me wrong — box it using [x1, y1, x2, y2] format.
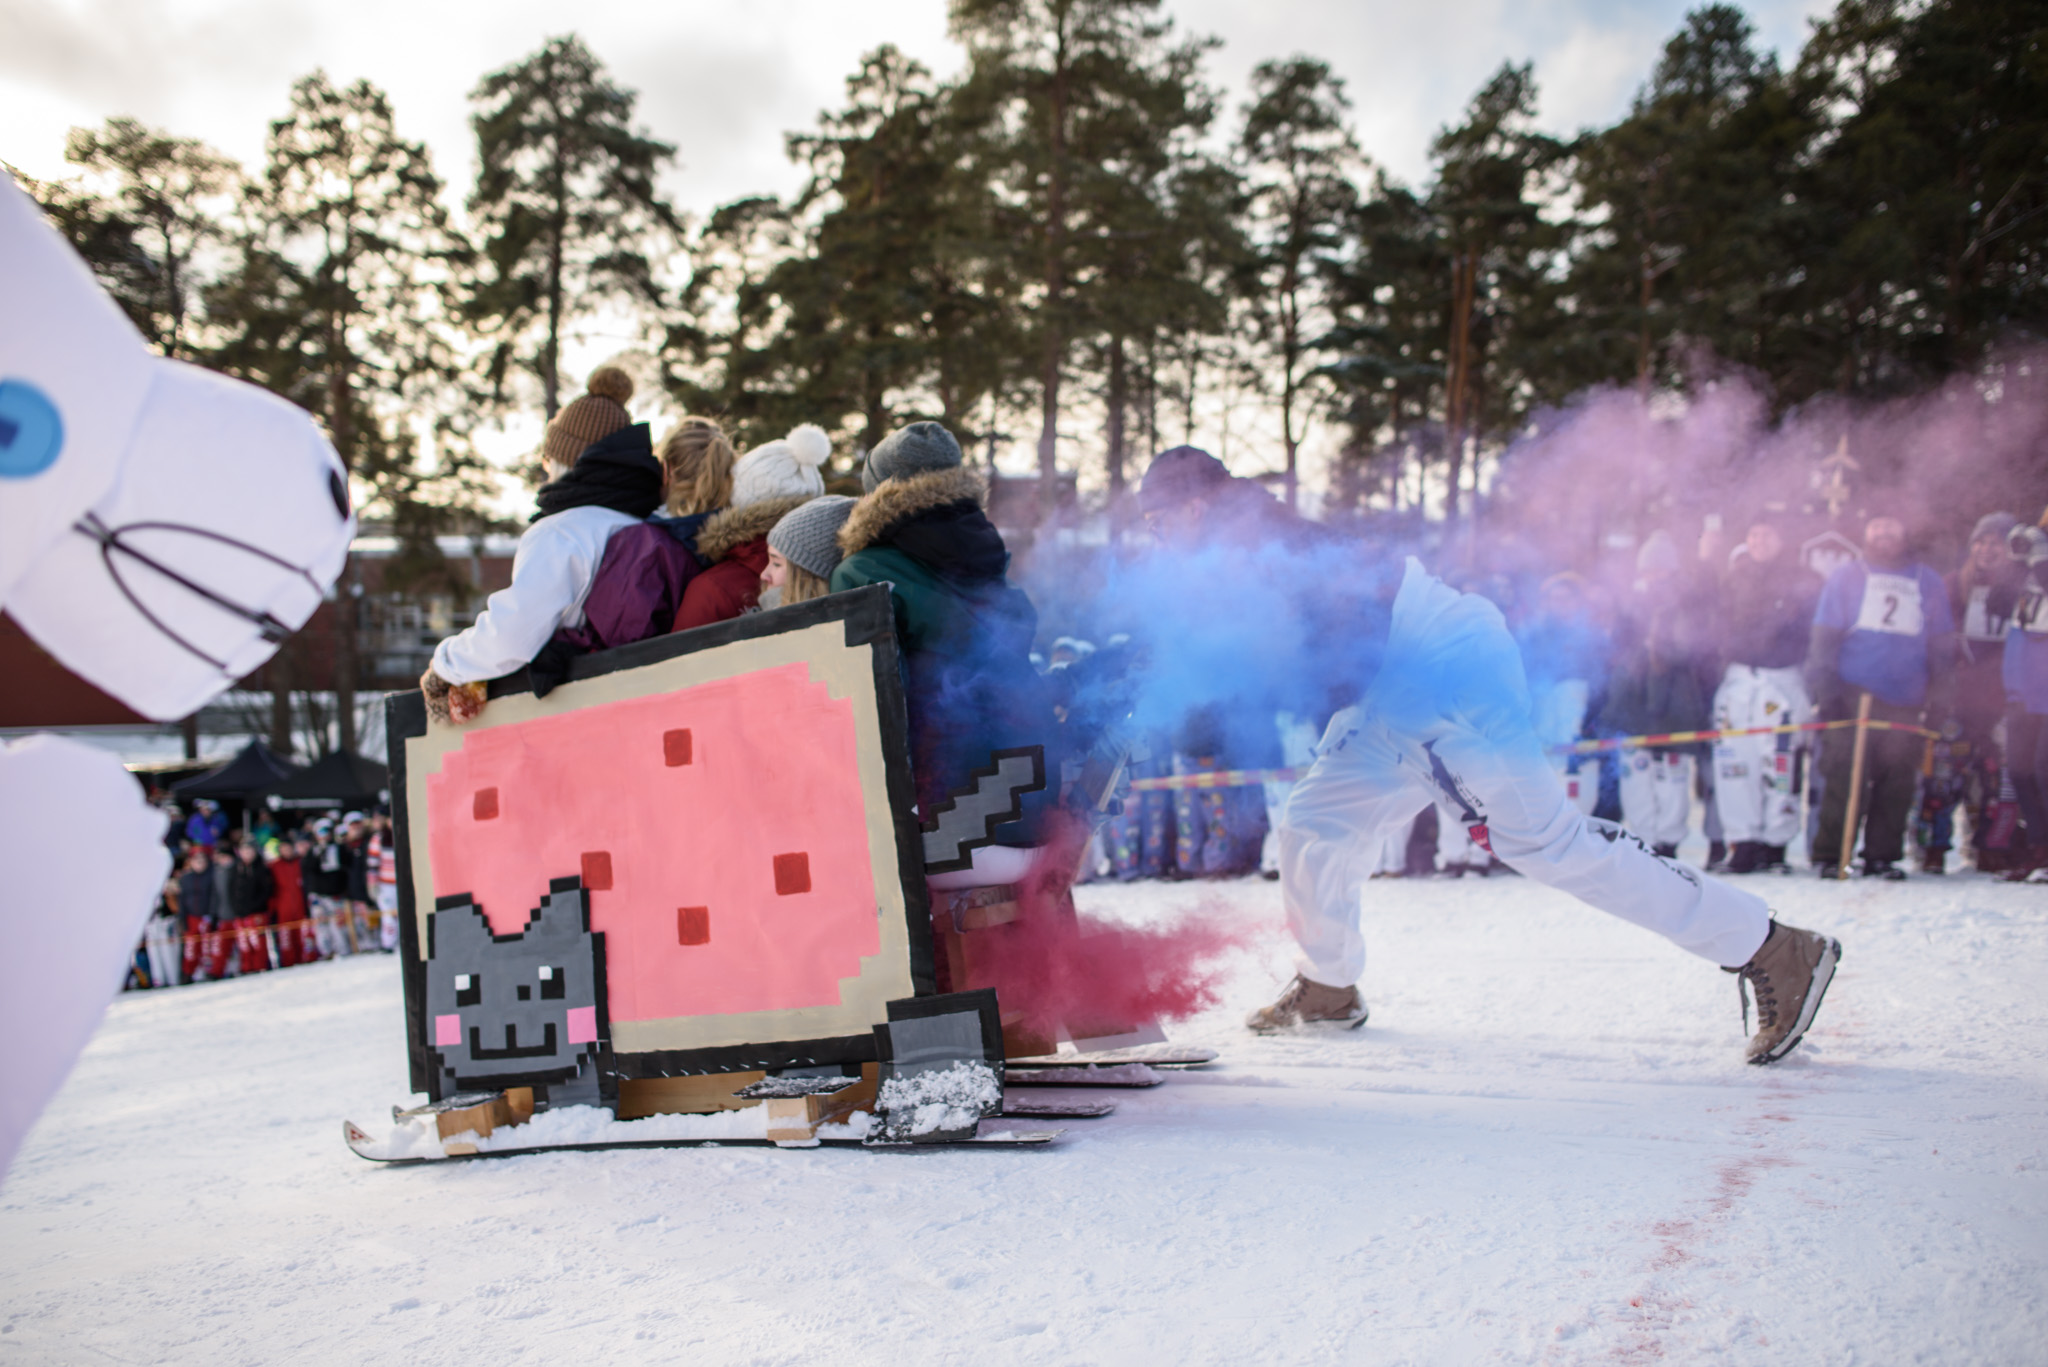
[343, 1116, 1067, 1165]
[1003, 1044, 1218, 1089]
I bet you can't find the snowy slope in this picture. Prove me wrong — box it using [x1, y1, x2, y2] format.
[2, 873, 2044, 1365]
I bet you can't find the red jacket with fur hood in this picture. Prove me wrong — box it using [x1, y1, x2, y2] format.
[670, 495, 808, 632]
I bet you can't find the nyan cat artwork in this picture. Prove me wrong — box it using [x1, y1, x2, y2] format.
[389, 588, 938, 1107]
[424, 880, 608, 1109]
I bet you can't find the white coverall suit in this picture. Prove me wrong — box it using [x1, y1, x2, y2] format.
[1710, 664, 1811, 845]
[1278, 561, 1771, 987]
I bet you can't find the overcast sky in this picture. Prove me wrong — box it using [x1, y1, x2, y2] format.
[8, 0, 1834, 216]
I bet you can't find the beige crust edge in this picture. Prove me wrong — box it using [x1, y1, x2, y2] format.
[403, 619, 916, 1053]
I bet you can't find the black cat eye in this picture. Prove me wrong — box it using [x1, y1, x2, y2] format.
[540, 965, 565, 1000]
[455, 973, 480, 1007]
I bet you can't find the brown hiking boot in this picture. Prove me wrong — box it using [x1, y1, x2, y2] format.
[1733, 920, 1841, 1065]
[1246, 975, 1369, 1033]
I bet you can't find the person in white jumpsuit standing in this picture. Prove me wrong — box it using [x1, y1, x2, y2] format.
[1130, 451, 1841, 1065]
[1710, 518, 1822, 872]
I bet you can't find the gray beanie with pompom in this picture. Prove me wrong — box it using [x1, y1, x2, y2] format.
[863, 421, 963, 492]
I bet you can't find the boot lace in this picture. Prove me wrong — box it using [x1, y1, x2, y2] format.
[1278, 976, 1311, 1015]
[1738, 963, 1779, 1037]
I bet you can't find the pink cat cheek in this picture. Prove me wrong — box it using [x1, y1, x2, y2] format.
[566, 1006, 597, 1045]
[434, 1014, 462, 1046]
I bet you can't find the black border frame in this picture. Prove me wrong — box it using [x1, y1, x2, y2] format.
[389, 585, 935, 1098]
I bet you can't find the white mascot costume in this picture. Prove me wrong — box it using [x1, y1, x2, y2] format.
[0, 177, 354, 1178]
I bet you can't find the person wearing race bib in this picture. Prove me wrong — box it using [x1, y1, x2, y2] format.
[1941, 513, 2024, 872]
[2002, 518, 2048, 880]
[1807, 515, 1958, 879]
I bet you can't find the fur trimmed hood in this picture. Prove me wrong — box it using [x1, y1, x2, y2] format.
[838, 467, 986, 557]
[694, 495, 809, 563]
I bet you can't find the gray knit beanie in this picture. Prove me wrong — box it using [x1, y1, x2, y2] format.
[863, 421, 962, 492]
[768, 495, 857, 580]
[1970, 511, 2019, 547]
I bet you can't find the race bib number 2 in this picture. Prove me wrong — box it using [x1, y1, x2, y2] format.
[1854, 572, 1925, 637]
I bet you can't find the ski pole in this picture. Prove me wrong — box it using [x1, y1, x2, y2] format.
[1836, 692, 1873, 880]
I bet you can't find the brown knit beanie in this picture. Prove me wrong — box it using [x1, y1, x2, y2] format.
[541, 366, 635, 467]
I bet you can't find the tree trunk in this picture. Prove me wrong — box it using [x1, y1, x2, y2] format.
[1637, 248, 1656, 395]
[269, 642, 294, 755]
[326, 308, 357, 757]
[332, 566, 357, 758]
[1105, 333, 1128, 502]
[1443, 250, 1477, 521]
[542, 95, 569, 420]
[1280, 282, 1300, 513]
[1034, 13, 1071, 528]
[543, 213, 565, 420]
[1280, 216, 1302, 513]
[985, 389, 1000, 479]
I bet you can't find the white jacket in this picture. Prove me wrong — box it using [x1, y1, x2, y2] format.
[430, 506, 639, 685]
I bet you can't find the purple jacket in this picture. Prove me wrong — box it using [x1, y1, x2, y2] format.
[554, 522, 701, 655]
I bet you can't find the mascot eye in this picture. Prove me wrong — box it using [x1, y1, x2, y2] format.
[456, 973, 480, 1007]
[539, 965, 564, 1001]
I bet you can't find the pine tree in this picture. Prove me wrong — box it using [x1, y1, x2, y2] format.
[1318, 173, 1448, 516]
[663, 194, 805, 451]
[468, 34, 680, 418]
[209, 72, 476, 754]
[24, 118, 239, 358]
[764, 46, 1014, 453]
[1787, 0, 2048, 399]
[949, 0, 1204, 524]
[1425, 62, 1565, 516]
[1238, 57, 1360, 511]
[1563, 6, 1796, 395]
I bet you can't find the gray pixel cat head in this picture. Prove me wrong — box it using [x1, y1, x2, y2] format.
[426, 878, 605, 1090]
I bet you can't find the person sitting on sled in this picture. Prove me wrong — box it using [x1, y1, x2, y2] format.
[760, 495, 857, 608]
[521, 415, 744, 694]
[1135, 448, 1840, 1066]
[830, 423, 1075, 1032]
[671, 425, 833, 631]
[420, 366, 662, 723]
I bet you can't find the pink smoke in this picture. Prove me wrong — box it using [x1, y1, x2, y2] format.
[1486, 346, 2048, 595]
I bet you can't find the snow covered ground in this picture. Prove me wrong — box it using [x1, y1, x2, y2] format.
[3, 871, 2044, 1365]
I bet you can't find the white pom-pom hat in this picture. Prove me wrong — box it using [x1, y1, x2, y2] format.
[729, 423, 831, 509]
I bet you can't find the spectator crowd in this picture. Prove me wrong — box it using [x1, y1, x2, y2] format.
[132, 804, 400, 990]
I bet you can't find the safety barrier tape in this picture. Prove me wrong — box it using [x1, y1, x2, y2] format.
[1124, 716, 1936, 792]
[163, 910, 393, 949]
[1554, 717, 1935, 756]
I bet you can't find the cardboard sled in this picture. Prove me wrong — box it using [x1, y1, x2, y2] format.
[388, 586, 940, 1112]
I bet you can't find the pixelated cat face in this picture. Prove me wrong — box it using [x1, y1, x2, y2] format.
[426, 881, 603, 1089]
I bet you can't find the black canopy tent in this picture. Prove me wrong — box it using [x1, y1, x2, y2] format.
[265, 750, 390, 810]
[170, 739, 299, 801]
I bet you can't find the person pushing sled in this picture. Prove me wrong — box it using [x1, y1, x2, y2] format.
[1135, 449, 1840, 1065]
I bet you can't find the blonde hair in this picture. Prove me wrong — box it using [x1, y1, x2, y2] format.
[659, 417, 737, 515]
[780, 564, 831, 606]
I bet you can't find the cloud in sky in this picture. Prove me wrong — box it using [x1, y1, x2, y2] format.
[4, 0, 1836, 215]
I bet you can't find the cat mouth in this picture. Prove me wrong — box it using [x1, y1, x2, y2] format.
[468, 1023, 559, 1060]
